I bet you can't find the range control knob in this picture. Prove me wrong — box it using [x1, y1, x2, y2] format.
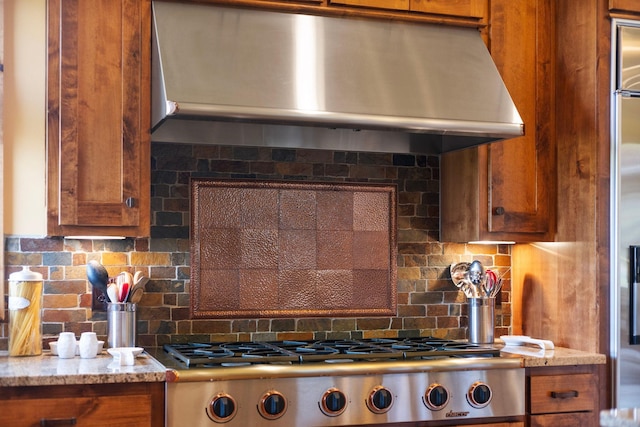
[366, 386, 394, 414]
[467, 382, 492, 408]
[320, 388, 348, 416]
[258, 390, 287, 420]
[208, 392, 237, 423]
[424, 383, 450, 410]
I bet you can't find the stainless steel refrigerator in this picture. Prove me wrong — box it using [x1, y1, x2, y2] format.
[611, 18, 640, 408]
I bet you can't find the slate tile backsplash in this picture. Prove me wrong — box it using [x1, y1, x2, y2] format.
[1, 143, 512, 349]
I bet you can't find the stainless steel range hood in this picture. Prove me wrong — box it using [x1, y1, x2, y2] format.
[151, 2, 523, 154]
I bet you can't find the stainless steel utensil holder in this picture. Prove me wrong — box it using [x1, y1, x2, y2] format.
[468, 297, 495, 344]
[107, 303, 136, 348]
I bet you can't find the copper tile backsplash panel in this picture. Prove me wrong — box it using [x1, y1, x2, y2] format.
[191, 179, 397, 318]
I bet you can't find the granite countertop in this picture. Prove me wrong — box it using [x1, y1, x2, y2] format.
[601, 409, 640, 427]
[0, 350, 166, 387]
[499, 345, 607, 367]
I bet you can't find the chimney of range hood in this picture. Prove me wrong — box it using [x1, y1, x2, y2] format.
[150, 1, 523, 154]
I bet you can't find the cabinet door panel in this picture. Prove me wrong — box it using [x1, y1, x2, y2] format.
[487, 0, 553, 235]
[610, 0, 640, 13]
[411, 0, 486, 18]
[329, 0, 409, 10]
[48, 0, 150, 236]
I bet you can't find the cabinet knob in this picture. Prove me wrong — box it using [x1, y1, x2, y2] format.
[493, 206, 505, 215]
[125, 197, 136, 208]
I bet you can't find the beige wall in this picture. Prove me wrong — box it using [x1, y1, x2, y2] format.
[4, 0, 46, 236]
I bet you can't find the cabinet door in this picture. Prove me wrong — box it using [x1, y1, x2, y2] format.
[440, 0, 554, 242]
[410, 0, 487, 18]
[610, 0, 640, 13]
[47, 0, 150, 237]
[487, 0, 554, 236]
[329, 0, 409, 10]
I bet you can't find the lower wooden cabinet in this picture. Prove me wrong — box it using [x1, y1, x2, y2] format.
[0, 382, 164, 427]
[526, 365, 600, 427]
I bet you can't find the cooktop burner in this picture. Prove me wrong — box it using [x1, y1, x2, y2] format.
[163, 337, 499, 367]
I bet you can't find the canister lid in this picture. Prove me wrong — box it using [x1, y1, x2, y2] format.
[9, 266, 43, 281]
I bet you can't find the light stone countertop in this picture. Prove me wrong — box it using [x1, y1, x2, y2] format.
[0, 344, 605, 388]
[601, 409, 640, 427]
[499, 345, 607, 367]
[0, 350, 166, 387]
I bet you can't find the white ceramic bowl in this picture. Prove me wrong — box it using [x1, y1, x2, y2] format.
[49, 340, 105, 356]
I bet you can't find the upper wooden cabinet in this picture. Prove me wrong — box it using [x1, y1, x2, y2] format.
[47, 0, 151, 237]
[610, 0, 640, 14]
[329, 0, 487, 19]
[441, 0, 555, 243]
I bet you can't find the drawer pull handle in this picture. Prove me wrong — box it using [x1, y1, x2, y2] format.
[550, 390, 579, 399]
[40, 418, 77, 426]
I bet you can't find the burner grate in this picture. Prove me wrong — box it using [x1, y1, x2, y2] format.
[163, 338, 499, 367]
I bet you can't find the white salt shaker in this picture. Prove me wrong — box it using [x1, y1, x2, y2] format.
[78, 332, 99, 359]
[57, 332, 76, 359]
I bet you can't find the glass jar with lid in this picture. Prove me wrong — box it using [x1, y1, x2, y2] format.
[8, 266, 43, 356]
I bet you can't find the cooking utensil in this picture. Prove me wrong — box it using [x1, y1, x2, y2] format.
[86, 260, 109, 293]
[128, 276, 149, 304]
[450, 262, 470, 288]
[468, 260, 485, 286]
[107, 283, 119, 303]
[485, 269, 498, 297]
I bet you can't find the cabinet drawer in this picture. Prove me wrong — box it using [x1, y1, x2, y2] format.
[0, 394, 153, 426]
[529, 412, 595, 427]
[529, 373, 596, 414]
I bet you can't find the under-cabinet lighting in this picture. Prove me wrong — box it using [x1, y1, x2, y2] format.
[468, 240, 516, 245]
[65, 236, 126, 240]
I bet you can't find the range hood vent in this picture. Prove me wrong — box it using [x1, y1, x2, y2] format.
[151, 2, 523, 154]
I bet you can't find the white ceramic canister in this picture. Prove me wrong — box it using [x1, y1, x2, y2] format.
[57, 332, 77, 359]
[78, 332, 99, 358]
[8, 267, 43, 356]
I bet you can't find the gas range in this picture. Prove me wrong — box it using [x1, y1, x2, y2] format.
[151, 338, 524, 426]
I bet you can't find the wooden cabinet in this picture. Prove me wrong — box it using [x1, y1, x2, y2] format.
[526, 366, 600, 427]
[441, 0, 555, 242]
[610, 0, 640, 14]
[0, 382, 164, 426]
[329, 0, 487, 19]
[47, 0, 151, 237]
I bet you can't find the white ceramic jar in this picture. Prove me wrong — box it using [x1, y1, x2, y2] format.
[78, 332, 99, 358]
[57, 332, 77, 359]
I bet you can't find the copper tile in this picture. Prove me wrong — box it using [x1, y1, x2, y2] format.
[199, 228, 241, 269]
[352, 270, 392, 309]
[279, 190, 317, 229]
[240, 229, 279, 269]
[239, 269, 279, 310]
[198, 188, 243, 228]
[197, 269, 240, 311]
[352, 231, 391, 270]
[317, 231, 353, 269]
[240, 188, 279, 229]
[316, 270, 353, 308]
[317, 191, 353, 230]
[278, 269, 318, 309]
[279, 229, 317, 270]
[353, 191, 390, 231]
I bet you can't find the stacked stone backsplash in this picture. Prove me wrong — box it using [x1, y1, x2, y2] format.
[1, 143, 511, 349]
